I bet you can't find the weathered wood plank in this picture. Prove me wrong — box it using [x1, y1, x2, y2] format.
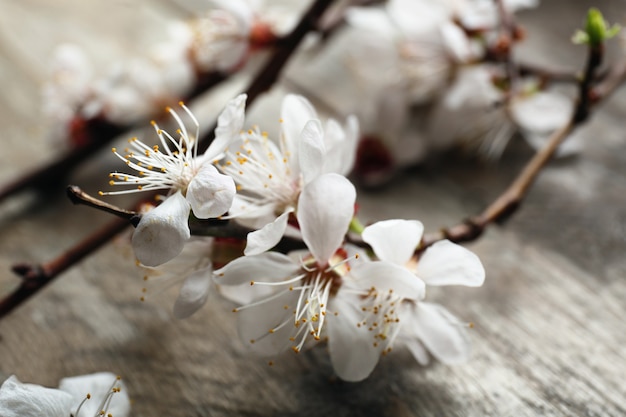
[0, 0, 625, 416]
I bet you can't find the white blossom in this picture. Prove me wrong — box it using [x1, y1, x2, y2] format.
[347, 0, 476, 105]
[101, 103, 235, 266]
[190, 0, 254, 72]
[215, 173, 357, 356]
[0, 373, 129, 417]
[140, 238, 215, 319]
[215, 93, 358, 255]
[328, 219, 485, 381]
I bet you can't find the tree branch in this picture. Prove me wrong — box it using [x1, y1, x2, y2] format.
[0, 0, 336, 320]
[420, 45, 615, 250]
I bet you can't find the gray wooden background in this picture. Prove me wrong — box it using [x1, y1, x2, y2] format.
[1, 0, 625, 416]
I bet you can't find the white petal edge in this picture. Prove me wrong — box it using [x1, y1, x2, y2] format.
[214, 252, 300, 286]
[416, 240, 485, 287]
[327, 293, 381, 382]
[210, 94, 247, 159]
[187, 163, 236, 219]
[0, 376, 73, 417]
[298, 173, 356, 265]
[280, 94, 318, 175]
[244, 209, 292, 256]
[410, 302, 472, 364]
[299, 119, 325, 185]
[132, 191, 191, 267]
[349, 261, 425, 300]
[173, 266, 213, 319]
[236, 290, 298, 356]
[59, 372, 130, 417]
[362, 219, 424, 266]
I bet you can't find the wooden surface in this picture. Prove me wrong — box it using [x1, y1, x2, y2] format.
[1, 1, 626, 416]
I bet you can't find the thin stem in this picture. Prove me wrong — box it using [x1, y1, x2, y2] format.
[420, 43, 611, 250]
[67, 185, 137, 220]
[0, 0, 335, 320]
[0, 217, 129, 318]
[420, 121, 575, 248]
[0, 119, 126, 202]
[0, 71, 228, 204]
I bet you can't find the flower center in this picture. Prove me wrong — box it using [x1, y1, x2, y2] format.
[74, 376, 123, 417]
[240, 249, 356, 354]
[357, 288, 403, 356]
[100, 103, 201, 197]
[219, 126, 300, 216]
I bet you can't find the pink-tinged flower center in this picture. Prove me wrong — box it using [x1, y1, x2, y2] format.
[236, 249, 356, 353]
[219, 126, 301, 215]
[100, 103, 202, 197]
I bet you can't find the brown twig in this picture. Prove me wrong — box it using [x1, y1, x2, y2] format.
[0, 119, 127, 202]
[0, 72, 228, 204]
[420, 45, 615, 250]
[66, 185, 137, 220]
[0, 0, 335, 320]
[197, 0, 334, 153]
[0, 216, 130, 318]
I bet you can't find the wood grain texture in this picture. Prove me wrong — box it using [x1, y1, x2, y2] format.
[1, 0, 625, 416]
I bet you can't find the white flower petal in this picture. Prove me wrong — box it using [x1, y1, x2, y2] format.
[327, 294, 380, 382]
[218, 280, 276, 305]
[0, 376, 73, 417]
[441, 22, 473, 63]
[405, 336, 430, 366]
[213, 0, 254, 31]
[211, 94, 247, 159]
[228, 195, 277, 228]
[510, 91, 572, 134]
[132, 191, 191, 267]
[214, 252, 300, 286]
[350, 261, 425, 300]
[342, 115, 360, 175]
[322, 116, 359, 176]
[237, 290, 299, 356]
[280, 94, 318, 175]
[173, 266, 213, 319]
[187, 163, 236, 219]
[409, 302, 472, 364]
[346, 8, 396, 40]
[416, 240, 485, 287]
[244, 209, 292, 256]
[388, 0, 449, 36]
[362, 219, 424, 265]
[59, 372, 130, 417]
[299, 119, 325, 185]
[298, 173, 356, 265]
